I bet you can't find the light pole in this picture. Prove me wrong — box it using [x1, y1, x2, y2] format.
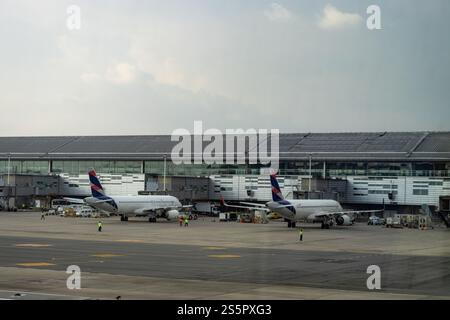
[7, 154, 11, 187]
[6, 154, 12, 210]
[309, 153, 312, 193]
[163, 154, 167, 192]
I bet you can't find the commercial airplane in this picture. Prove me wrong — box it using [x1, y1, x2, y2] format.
[222, 174, 383, 229]
[66, 170, 187, 222]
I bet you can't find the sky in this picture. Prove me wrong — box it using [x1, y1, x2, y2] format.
[0, 0, 449, 136]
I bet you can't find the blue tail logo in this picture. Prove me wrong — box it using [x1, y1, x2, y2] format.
[89, 169, 106, 198]
[88, 170, 118, 210]
[270, 174, 284, 202]
[270, 174, 295, 214]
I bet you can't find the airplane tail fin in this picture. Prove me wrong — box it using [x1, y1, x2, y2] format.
[89, 169, 106, 198]
[270, 174, 284, 202]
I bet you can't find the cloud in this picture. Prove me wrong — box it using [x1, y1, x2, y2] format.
[318, 4, 362, 29]
[105, 63, 137, 84]
[81, 66, 136, 85]
[80, 72, 101, 84]
[57, 35, 90, 63]
[264, 3, 292, 21]
[129, 34, 209, 93]
[1, 1, 448, 136]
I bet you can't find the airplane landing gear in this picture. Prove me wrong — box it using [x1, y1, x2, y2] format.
[120, 215, 129, 221]
[287, 221, 296, 228]
[321, 221, 333, 229]
[149, 217, 157, 223]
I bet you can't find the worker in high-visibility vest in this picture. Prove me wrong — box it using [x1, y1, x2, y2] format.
[97, 221, 103, 232]
[299, 228, 304, 242]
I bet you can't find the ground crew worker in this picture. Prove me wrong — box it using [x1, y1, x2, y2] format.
[97, 220, 103, 232]
[299, 228, 304, 242]
[179, 216, 183, 227]
[41, 213, 45, 221]
[184, 217, 189, 227]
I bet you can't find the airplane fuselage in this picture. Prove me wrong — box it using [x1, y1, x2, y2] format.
[266, 199, 343, 221]
[85, 195, 181, 217]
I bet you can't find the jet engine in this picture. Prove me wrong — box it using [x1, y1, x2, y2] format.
[166, 209, 181, 221]
[336, 214, 352, 226]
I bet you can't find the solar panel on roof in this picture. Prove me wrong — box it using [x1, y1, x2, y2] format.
[0, 132, 449, 160]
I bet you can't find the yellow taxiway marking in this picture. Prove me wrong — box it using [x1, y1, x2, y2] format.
[203, 247, 227, 250]
[90, 253, 124, 258]
[17, 262, 56, 267]
[15, 244, 52, 248]
[115, 239, 145, 243]
[208, 254, 241, 259]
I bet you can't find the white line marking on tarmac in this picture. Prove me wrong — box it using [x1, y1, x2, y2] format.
[15, 244, 53, 248]
[208, 254, 241, 259]
[16, 262, 56, 267]
[0, 290, 87, 298]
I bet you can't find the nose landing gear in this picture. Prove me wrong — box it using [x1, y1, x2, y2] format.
[321, 222, 330, 229]
[287, 220, 296, 228]
[321, 219, 333, 229]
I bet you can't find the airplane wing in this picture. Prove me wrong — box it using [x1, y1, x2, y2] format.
[239, 202, 267, 207]
[63, 197, 85, 204]
[63, 197, 117, 210]
[269, 203, 297, 210]
[63, 197, 115, 204]
[135, 208, 154, 214]
[134, 205, 189, 215]
[91, 199, 116, 204]
[220, 198, 270, 212]
[134, 207, 163, 216]
[335, 209, 384, 216]
[309, 209, 384, 219]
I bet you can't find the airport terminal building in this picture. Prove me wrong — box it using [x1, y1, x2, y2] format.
[1, 132, 450, 212]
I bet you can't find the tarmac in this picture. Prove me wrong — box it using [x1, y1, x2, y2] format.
[0, 212, 448, 300]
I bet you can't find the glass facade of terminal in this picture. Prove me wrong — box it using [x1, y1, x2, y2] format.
[51, 160, 142, 174]
[0, 160, 48, 175]
[0, 159, 448, 177]
[144, 161, 262, 176]
[278, 161, 449, 177]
